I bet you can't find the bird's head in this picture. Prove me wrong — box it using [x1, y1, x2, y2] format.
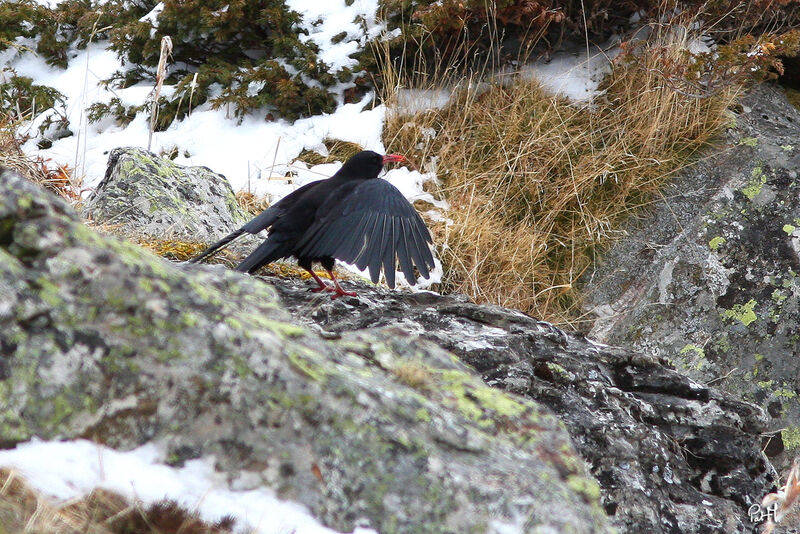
[337, 150, 406, 180]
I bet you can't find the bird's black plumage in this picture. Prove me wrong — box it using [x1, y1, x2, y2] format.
[189, 150, 435, 297]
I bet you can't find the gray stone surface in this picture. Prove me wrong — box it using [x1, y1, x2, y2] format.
[580, 84, 800, 473]
[269, 276, 776, 534]
[0, 167, 611, 534]
[82, 147, 250, 241]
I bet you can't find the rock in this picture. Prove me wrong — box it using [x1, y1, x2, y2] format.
[270, 276, 776, 534]
[0, 167, 611, 534]
[581, 84, 800, 472]
[82, 147, 250, 242]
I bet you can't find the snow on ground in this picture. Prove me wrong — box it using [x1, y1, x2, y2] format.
[288, 0, 382, 72]
[521, 44, 619, 102]
[6, 1, 391, 196]
[393, 89, 454, 113]
[0, 439, 376, 534]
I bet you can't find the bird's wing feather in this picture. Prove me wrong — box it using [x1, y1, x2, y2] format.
[382, 217, 397, 288]
[341, 211, 371, 259]
[396, 219, 416, 284]
[408, 218, 434, 278]
[366, 213, 387, 282]
[242, 179, 323, 234]
[295, 179, 434, 287]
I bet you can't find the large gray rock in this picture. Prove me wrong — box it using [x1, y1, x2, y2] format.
[0, 167, 611, 534]
[270, 276, 776, 534]
[581, 84, 800, 472]
[82, 147, 250, 241]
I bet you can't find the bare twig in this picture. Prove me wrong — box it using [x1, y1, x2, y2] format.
[148, 36, 173, 151]
[188, 72, 198, 117]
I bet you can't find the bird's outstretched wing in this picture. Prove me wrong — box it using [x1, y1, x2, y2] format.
[242, 179, 322, 234]
[189, 179, 322, 264]
[295, 179, 435, 288]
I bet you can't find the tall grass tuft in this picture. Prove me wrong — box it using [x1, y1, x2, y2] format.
[382, 28, 739, 326]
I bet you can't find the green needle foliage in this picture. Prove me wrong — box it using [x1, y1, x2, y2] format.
[102, 0, 338, 125]
[0, 0, 353, 129]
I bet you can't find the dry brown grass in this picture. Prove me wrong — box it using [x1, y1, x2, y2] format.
[235, 190, 270, 215]
[0, 468, 239, 534]
[0, 116, 82, 203]
[296, 139, 364, 166]
[382, 30, 739, 326]
[126, 232, 356, 284]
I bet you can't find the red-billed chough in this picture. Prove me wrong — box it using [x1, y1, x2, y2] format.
[189, 150, 435, 298]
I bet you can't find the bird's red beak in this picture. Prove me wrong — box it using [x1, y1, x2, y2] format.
[382, 154, 406, 164]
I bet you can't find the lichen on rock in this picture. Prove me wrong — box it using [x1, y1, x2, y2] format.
[582, 84, 800, 473]
[0, 166, 611, 533]
[82, 147, 250, 243]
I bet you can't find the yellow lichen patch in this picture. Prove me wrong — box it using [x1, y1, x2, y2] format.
[263, 262, 317, 279]
[784, 426, 800, 452]
[133, 238, 211, 262]
[259, 262, 359, 282]
[435, 368, 533, 430]
[566, 474, 602, 502]
[708, 236, 726, 250]
[721, 299, 758, 326]
[742, 166, 767, 200]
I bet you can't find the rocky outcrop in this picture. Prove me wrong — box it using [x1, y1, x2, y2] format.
[271, 276, 776, 534]
[70, 136, 782, 533]
[581, 84, 800, 472]
[81, 147, 250, 241]
[0, 167, 611, 534]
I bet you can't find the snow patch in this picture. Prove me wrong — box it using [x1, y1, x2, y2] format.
[522, 45, 619, 103]
[0, 439, 377, 534]
[287, 0, 382, 72]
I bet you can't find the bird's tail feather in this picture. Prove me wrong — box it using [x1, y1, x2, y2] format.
[188, 228, 246, 264]
[235, 238, 287, 274]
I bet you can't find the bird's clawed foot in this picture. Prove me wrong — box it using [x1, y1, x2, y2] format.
[307, 269, 335, 293]
[304, 268, 357, 300]
[310, 283, 335, 293]
[330, 286, 357, 300]
[326, 269, 357, 300]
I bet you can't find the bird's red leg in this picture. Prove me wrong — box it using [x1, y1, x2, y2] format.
[306, 269, 334, 293]
[326, 269, 357, 299]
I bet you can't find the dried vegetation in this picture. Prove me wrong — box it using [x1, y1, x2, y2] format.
[0, 468, 240, 534]
[378, 21, 786, 324]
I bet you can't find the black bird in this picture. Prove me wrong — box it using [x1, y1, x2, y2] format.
[190, 150, 435, 298]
